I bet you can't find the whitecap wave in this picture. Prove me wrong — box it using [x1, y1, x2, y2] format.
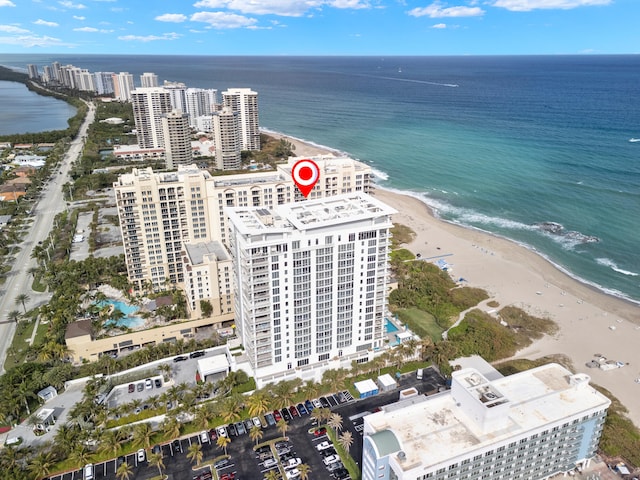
[596, 258, 639, 277]
[533, 222, 599, 249]
[370, 168, 389, 181]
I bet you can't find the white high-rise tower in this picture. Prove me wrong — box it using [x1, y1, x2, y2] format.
[162, 110, 193, 170]
[131, 87, 173, 149]
[222, 88, 260, 151]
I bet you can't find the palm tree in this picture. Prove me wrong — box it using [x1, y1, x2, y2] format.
[7, 310, 21, 323]
[148, 451, 165, 479]
[158, 363, 172, 382]
[216, 395, 243, 424]
[300, 380, 320, 402]
[132, 422, 154, 450]
[297, 463, 312, 480]
[338, 431, 354, 452]
[15, 293, 30, 314]
[264, 470, 281, 480]
[276, 418, 289, 439]
[69, 444, 92, 469]
[216, 435, 231, 456]
[116, 461, 134, 480]
[270, 380, 297, 409]
[27, 451, 55, 479]
[249, 425, 263, 446]
[186, 442, 203, 467]
[194, 403, 213, 430]
[97, 428, 122, 457]
[246, 390, 269, 417]
[328, 412, 343, 434]
[161, 416, 181, 440]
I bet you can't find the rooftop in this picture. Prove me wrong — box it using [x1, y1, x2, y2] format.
[184, 241, 230, 265]
[364, 363, 610, 471]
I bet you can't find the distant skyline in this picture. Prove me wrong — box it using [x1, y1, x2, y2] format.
[0, 0, 637, 56]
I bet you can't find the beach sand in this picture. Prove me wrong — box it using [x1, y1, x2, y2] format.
[275, 131, 640, 428]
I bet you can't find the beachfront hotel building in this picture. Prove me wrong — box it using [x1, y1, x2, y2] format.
[222, 88, 260, 151]
[226, 192, 395, 386]
[210, 106, 242, 171]
[113, 155, 374, 295]
[362, 363, 610, 480]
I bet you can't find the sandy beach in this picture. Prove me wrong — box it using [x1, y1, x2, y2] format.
[275, 131, 640, 428]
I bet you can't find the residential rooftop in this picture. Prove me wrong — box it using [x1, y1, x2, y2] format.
[184, 241, 230, 265]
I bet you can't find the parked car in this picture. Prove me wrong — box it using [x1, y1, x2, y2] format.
[173, 439, 182, 453]
[189, 350, 205, 358]
[319, 397, 331, 408]
[333, 468, 350, 480]
[214, 458, 230, 469]
[316, 441, 332, 451]
[227, 423, 237, 436]
[297, 403, 308, 415]
[312, 398, 322, 409]
[200, 431, 210, 443]
[265, 412, 276, 427]
[136, 382, 144, 392]
[154, 378, 162, 388]
[283, 458, 302, 469]
[289, 405, 299, 417]
[145, 378, 152, 390]
[285, 468, 300, 479]
[252, 416, 262, 428]
[304, 399, 314, 412]
[136, 449, 146, 463]
[151, 444, 161, 454]
[220, 474, 235, 480]
[256, 445, 271, 455]
[327, 461, 345, 472]
[313, 427, 327, 437]
[128, 383, 135, 393]
[321, 447, 337, 457]
[244, 419, 254, 432]
[273, 410, 282, 422]
[216, 426, 227, 438]
[281, 408, 292, 421]
[83, 463, 94, 480]
[116, 456, 125, 467]
[323, 454, 340, 466]
[276, 446, 291, 456]
[208, 428, 218, 441]
[263, 458, 278, 468]
[173, 355, 188, 362]
[235, 421, 246, 435]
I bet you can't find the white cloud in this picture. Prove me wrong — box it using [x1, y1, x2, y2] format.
[118, 32, 181, 42]
[0, 0, 16, 6]
[0, 24, 29, 33]
[59, 0, 87, 8]
[155, 13, 188, 23]
[490, 0, 611, 11]
[408, 3, 484, 17]
[34, 19, 60, 27]
[191, 11, 258, 28]
[192, 0, 369, 17]
[0, 34, 75, 47]
[73, 15, 85, 20]
[73, 26, 96, 31]
[431, 22, 447, 28]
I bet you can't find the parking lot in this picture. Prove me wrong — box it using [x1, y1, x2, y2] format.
[47, 367, 445, 480]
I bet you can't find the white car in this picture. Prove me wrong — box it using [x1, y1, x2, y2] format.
[200, 431, 210, 443]
[137, 449, 146, 462]
[145, 378, 152, 389]
[216, 425, 228, 438]
[312, 399, 322, 409]
[323, 454, 340, 466]
[283, 458, 302, 469]
[285, 468, 300, 479]
[316, 441, 332, 451]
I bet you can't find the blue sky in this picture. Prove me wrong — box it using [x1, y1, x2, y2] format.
[0, 0, 637, 55]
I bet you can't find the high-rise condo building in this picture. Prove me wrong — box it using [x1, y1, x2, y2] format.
[131, 87, 172, 149]
[27, 64, 40, 80]
[140, 72, 159, 88]
[94, 72, 115, 95]
[226, 192, 395, 386]
[222, 88, 260, 151]
[185, 88, 217, 127]
[112, 72, 135, 102]
[113, 156, 373, 292]
[211, 106, 241, 171]
[164, 81, 188, 114]
[162, 109, 193, 170]
[362, 364, 610, 480]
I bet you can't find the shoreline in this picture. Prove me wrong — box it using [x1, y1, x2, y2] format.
[274, 130, 640, 428]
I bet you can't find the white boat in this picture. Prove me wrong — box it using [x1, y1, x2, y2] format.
[629, 138, 640, 142]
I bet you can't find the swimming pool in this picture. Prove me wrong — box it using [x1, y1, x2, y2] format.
[385, 318, 399, 333]
[96, 300, 145, 329]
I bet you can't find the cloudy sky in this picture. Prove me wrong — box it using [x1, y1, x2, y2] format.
[0, 0, 636, 55]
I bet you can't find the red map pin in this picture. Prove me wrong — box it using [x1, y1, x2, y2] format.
[292, 159, 320, 198]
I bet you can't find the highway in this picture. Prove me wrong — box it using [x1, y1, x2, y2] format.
[0, 101, 95, 374]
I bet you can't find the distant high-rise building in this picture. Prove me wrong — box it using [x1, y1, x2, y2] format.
[94, 72, 115, 95]
[76, 69, 96, 92]
[140, 72, 159, 88]
[185, 88, 217, 127]
[164, 81, 188, 113]
[226, 192, 395, 385]
[131, 87, 173, 149]
[112, 72, 135, 102]
[42, 66, 52, 84]
[51, 62, 62, 83]
[27, 64, 39, 80]
[162, 109, 193, 170]
[222, 88, 260, 151]
[211, 106, 241, 171]
[362, 364, 610, 480]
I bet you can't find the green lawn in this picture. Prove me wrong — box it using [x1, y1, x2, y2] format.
[4, 319, 35, 369]
[395, 307, 444, 341]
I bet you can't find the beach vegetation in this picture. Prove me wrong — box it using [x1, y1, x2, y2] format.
[390, 223, 415, 247]
[389, 247, 414, 263]
[395, 308, 443, 341]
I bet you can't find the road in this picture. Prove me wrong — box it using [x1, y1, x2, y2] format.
[0, 101, 95, 374]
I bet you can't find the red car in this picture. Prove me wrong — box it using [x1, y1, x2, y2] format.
[220, 473, 235, 480]
[313, 427, 327, 437]
[128, 383, 135, 393]
[273, 410, 282, 422]
[289, 405, 299, 417]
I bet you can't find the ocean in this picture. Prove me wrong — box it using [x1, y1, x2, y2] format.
[1, 54, 639, 303]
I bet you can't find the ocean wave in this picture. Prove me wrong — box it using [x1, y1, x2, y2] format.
[533, 222, 599, 248]
[370, 168, 389, 181]
[596, 258, 639, 277]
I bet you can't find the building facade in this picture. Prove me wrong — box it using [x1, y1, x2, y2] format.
[132, 87, 173, 149]
[112, 72, 135, 102]
[362, 364, 610, 480]
[222, 88, 260, 151]
[162, 109, 193, 169]
[211, 106, 242, 170]
[226, 193, 395, 385]
[140, 72, 159, 88]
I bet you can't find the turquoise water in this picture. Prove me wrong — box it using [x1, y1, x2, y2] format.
[2, 54, 639, 303]
[385, 318, 399, 334]
[96, 299, 144, 329]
